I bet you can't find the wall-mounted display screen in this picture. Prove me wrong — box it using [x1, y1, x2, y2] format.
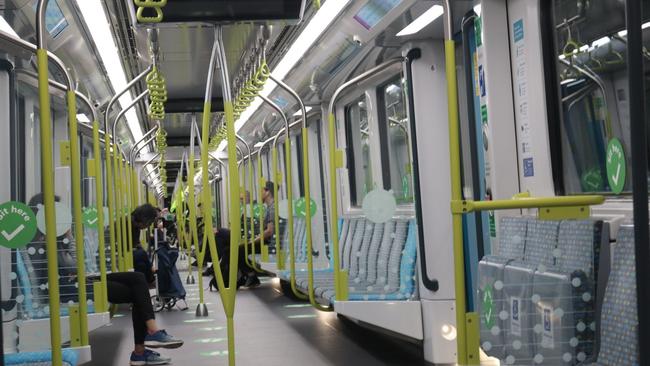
[353, 0, 402, 30]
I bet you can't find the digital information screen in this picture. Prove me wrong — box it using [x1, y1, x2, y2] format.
[353, 0, 402, 30]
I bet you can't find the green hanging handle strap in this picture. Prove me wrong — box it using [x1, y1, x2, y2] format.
[146, 67, 168, 120]
[134, 0, 167, 23]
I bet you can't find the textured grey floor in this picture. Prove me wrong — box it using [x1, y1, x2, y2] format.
[89, 273, 427, 366]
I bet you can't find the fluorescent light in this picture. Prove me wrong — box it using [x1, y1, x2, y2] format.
[396, 5, 444, 37]
[0, 16, 18, 37]
[293, 106, 313, 117]
[591, 36, 611, 48]
[76, 113, 90, 123]
[74, 0, 144, 143]
[473, 4, 481, 17]
[218, 0, 352, 152]
[618, 29, 628, 37]
[560, 78, 576, 85]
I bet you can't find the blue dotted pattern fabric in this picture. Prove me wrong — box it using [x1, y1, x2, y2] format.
[596, 226, 639, 366]
[5, 349, 78, 366]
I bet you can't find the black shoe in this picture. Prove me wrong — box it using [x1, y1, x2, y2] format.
[209, 277, 218, 292]
[244, 275, 261, 288]
[236, 274, 248, 289]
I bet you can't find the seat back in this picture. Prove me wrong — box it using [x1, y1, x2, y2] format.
[596, 225, 639, 365]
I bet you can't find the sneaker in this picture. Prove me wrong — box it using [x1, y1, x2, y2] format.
[130, 349, 171, 365]
[236, 274, 248, 289]
[144, 329, 184, 349]
[244, 275, 261, 288]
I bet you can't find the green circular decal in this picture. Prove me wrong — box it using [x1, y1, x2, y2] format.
[0, 201, 37, 249]
[252, 203, 263, 219]
[294, 197, 317, 218]
[82, 207, 99, 228]
[580, 168, 604, 192]
[606, 138, 626, 194]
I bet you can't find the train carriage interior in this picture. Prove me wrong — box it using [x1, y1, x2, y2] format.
[0, 0, 649, 365]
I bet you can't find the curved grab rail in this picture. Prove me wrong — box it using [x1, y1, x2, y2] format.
[103, 65, 154, 273]
[236, 134, 262, 272]
[260, 95, 308, 300]
[325, 57, 405, 302]
[112, 89, 150, 270]
[269, 75, 332, 311]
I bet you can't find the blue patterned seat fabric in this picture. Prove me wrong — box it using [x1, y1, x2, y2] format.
[479, 217, 612, 365]
[282, 217, 417, 303]
[593, 225, 639, 366]
[5, 349, 78, 366]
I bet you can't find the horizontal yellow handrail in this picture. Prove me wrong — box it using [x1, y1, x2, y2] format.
[453, 195, 605, 213]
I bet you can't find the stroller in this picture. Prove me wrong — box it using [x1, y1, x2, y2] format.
[151, 228, 188, 312]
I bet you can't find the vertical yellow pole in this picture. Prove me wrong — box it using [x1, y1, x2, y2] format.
[257, 154, 271, 267]
[327, 114, 343, 300]
[445, 37, 473, 364]
[246, 160, 261, 272]
[36, 47, 62, 366]
[271, 148, 282, 270]
[93, 121, 108, 311]
[241, 163, 251, 268]
[125, 161, 134, 266]
[66, 91, 89, 344]
[113, 149, 124, 271]
[284, 138, 306, 299]
[187, 153, 204, 304]
[120, 158, 130, 269]
[105, 141, 117, 272]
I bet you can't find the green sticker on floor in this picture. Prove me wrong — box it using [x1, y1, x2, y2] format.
[606, 138, 626, 194]
[0, 201, 37, 249]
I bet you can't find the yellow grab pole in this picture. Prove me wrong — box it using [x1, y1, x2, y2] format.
[119, 157, 130, 269]
[248, 158, 257, 268]
[113, 149, 125, 271]
[105, 141, 117, 272]
[36, 46, 62, 366]
[269, 75, 329, 310]
[93, 121, 108, 311]
[302, 128, 331, 311]
[258, 153, 273, 268]
[240, 161, 252, 269]
[445, 37, 471, 365]
[187, 143, 205, 305]
[67, 91, 89, 344]
[203, 26, 240, 365]
[440, 2, 474, 361]
[327, 113, 343, 300]
[271, 148, 283, 271]
[283, 137, 308, 300]
[125, 161, 134, 268]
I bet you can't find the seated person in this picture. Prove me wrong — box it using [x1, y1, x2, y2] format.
[110, 203, 183, 365]
[237, 181, 278, 289]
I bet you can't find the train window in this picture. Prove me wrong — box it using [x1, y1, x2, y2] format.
[378, 77, 413, 204]
[344, 95, 373, 207]
[548, 1, 650, 194]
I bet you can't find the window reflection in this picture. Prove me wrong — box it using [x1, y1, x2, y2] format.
[552, 1, 650, 193]
[381, 78, 413, 204]
[345, 96, 373, 206]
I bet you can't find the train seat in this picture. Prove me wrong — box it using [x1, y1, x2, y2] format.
[479, 217, 608, 365]
[591, 225, 639, 366]
[4, 349, 79, 366]
[291, 217, 417, 303]
[478, 216, 529, 359]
